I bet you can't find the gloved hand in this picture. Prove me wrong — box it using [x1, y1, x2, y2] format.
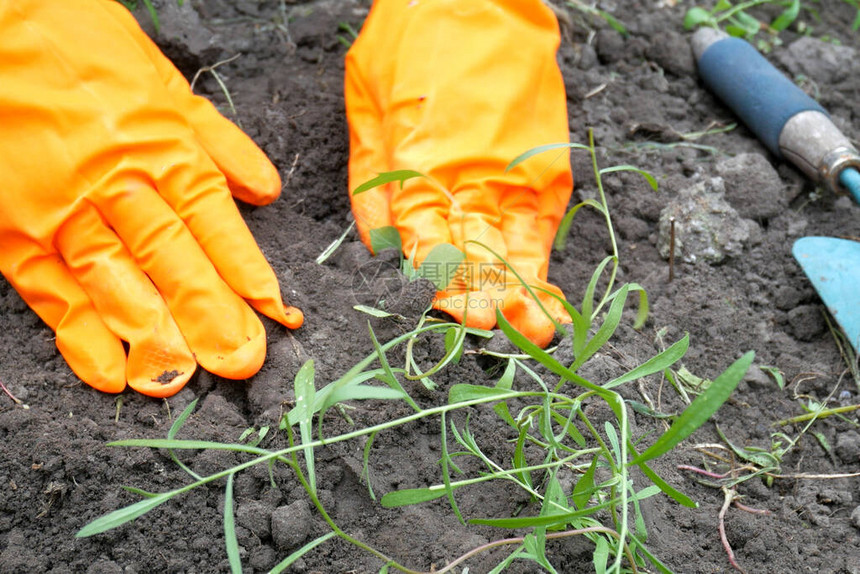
[345, 0, 573, 347]
[0, 0, 302, 398]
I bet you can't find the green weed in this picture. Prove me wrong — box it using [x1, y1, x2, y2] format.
[77, 137, 754, 573]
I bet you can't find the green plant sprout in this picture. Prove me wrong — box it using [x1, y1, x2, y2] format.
[685, 0, 860, 51]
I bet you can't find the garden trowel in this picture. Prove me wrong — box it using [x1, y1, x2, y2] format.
[692, 28, 860, 353]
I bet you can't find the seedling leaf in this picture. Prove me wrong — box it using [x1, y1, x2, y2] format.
[603, 334, 689, 389]
[352, 170, 424, 195]
[77, 490, 177, 537]
[418, 243, 465, 289]
[224, 474, 241, 574]
[632, 351, 754, 464]
[369, 226, 402, 253]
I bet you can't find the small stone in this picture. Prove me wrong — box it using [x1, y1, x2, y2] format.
[657, 177, 749, 264]
[835, 431, 860, 464]
[237, 500, 274, 539]
[271, 499, 314, 551]
[850, 506, 860, 530]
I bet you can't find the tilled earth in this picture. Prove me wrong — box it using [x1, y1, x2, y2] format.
[1, 1, 859, 572]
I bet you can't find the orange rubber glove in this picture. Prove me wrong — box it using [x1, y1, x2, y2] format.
[345, 0, 574, 347]
[0, 0, 303, 398]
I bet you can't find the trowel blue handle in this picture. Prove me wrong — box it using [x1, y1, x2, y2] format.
[696, 36, 827, 159]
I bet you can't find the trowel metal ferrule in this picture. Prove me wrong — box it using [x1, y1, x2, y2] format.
[692, 28, 860, 201]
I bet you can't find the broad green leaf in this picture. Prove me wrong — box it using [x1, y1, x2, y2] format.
[599, 165, 658, 192]
[593, 536, 610, 574]
[352, 170, 424, 195]
[734, 10, 762, 35]
[603, 334, 689, 389]
[506, 142, 590, 172]
[632, 351, 754, 465]
[369, 226, 402, 253]
[418, 243, 465, 290]
[714, 0, 733, 12]
[553, 199, 605, 251]
[269, 532, 337, 574]
[572, 458, 597, 510]
[683, 6, 716, 29]
[223, 474, 241, 574]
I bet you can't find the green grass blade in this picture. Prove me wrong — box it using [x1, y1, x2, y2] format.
[142, 0, 161, 34]
[367, 323, 420, 411]
[223, 474, 242, 574]
[362, 430, 378, 501]
[553, 199, 605, 251]
[603, 334, 689, 389]
[581, 255, 613, 327]
[269, 532, 337, 574]
[470, 499, 615, 528]
[352, 170, 424, 195]
[599, 165, 658, 192]
[572, 459, 597, 510]
[380, 486, 450, 507]
[76, 490, 177, 537]
[632, 351, 754, 465]
[570, 284, 629, 372]
[505, 142, 590, 172]
[449, 384, 520, 404]
[167, 399, 202, 481]
[316, 221, 356, 264]
[294, 360, 317, 495]
[629, 283, 650, 329]
[495, 309, 605, 394]
[440, 413, 465, 524]
[108, 439, 270, 454]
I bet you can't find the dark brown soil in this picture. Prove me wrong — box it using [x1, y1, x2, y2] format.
[1, 1, 859, 573]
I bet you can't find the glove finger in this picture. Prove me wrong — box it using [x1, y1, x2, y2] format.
[497, 188, 571, 347]
[146, 138, 303, 329]
[432, 290, 496, 331]
[102, 0, 281, 206]
[55, 205, 195, 397]
[345, 56, 393, 249]
[95, 174, 269, 380]
[0, 240, 126, 393]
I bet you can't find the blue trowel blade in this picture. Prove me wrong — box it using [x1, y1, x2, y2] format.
[792, 237, 860, 354]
